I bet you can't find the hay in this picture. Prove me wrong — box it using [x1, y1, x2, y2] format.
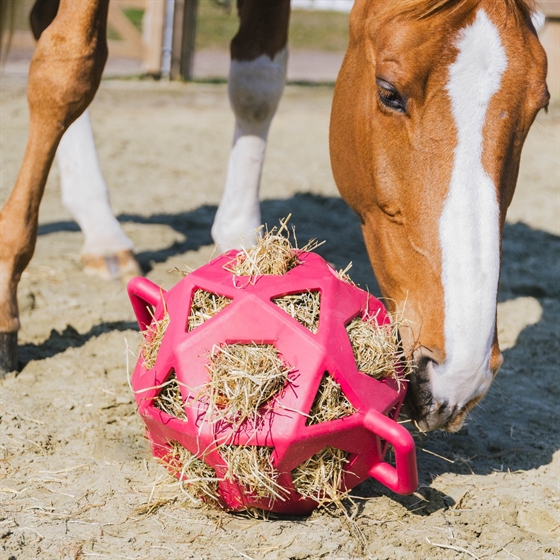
[225, 215, 322, 278]
[188, 289, 232, 332]
[141, 310, 170, 370]
[273, 290, 321, 333]
[198, 343, 292, 427]
[292, 446, 351, 505]
[220, 445, 287, 502]
[336, 262, 356, 286]
[153, 369, 187, 421]
[159, 440, 220, 504]
[346, 313, 411, 381]
[307, 374, 355, 426]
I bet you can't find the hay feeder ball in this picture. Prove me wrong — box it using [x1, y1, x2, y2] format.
[128, 250, 418, 515]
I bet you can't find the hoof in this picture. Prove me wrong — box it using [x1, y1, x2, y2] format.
[81, 250, 142, 282]
[211, 223, 261, 254]
[0, 332, 18, 376]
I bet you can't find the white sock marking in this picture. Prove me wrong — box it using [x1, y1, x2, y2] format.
[433, 10, 507, 407]
[212, 48, 288, 251]
[57, 110, 133, 256]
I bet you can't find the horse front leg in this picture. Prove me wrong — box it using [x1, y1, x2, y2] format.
[56, 110, 140, 280]
[31, 0, 139, 281]
[211, 0, 290, 250]
[0, 0, 110, 374]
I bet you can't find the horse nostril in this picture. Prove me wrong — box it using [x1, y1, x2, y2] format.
[403, 354, 436, 422]
[436, 401, 448, 416]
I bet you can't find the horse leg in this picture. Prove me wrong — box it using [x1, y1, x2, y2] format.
[211, 0, 290, 250]
[0, 0, 110, 374]
[56, 111, 140, 280]
[30, 0, 139, 281]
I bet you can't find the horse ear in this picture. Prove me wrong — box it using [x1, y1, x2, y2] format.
[530, 11, 545, 32]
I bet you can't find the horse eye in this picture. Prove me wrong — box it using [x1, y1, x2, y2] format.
[376, 79, 406, 113]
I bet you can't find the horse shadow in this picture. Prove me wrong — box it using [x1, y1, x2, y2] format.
[118, 193, 382, 291]
[18, 321, 138, 368]
[36, 195, 559, 515]
[37, 193, 382, 288]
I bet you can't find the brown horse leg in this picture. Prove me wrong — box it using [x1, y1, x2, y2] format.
[30, 0, 139, 282]
[0, 0, 109, 375]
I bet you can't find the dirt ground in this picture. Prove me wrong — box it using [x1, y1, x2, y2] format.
[0, 75, 559, 560]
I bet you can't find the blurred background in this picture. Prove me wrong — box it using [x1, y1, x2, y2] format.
[3, 0, 354, 83]
[2, 0, 558, 99]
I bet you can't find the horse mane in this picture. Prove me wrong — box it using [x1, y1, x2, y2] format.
[382, 0, 538, 21]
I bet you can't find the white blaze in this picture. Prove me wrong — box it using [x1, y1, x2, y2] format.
[433, 10, 507, 406]
[57, 109, 133, 256]
[212, 48, 288, 251]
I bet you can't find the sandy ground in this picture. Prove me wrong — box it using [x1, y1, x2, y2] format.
[0, 76, 559, 560]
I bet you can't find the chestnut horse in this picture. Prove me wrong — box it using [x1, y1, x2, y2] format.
[0, 0, 549, 433]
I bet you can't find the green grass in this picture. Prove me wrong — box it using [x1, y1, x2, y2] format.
[287, 9, 350, 52]
[196, 0, 239, 50]
[123, 8, 144, 33]
[197, 1, 349, 51]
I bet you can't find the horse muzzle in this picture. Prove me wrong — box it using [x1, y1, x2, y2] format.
[402, 349, 495, 433]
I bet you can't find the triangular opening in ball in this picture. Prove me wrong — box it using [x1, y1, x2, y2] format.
[346, 312, 410, 382]
[273, 290, 321, 333]
[141, 309, 170, 370]
[306, 372, 355, 426]
[220, 445, 287, 502]
[291, 446, 352, 506]
[187, 289, 232, 332]
[152, 368, 187, 421]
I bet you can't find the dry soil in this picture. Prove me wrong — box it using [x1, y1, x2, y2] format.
[0, 76, 559, 560]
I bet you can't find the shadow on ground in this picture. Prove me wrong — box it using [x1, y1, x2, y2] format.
[18, 321, 138, 368]
[38, 193, 380, 291]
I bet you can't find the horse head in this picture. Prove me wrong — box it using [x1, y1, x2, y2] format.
[330, 0, 549, 431]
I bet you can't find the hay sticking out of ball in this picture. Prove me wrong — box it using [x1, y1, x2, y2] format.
[188, 289, 232, 332]
[198, 343, 292, 427]
[307, 374, 355, 426]
[336, 261, 356, 286]
[160, 441, 220, 504]
[225, 215, 323, 277]
[221, 445, 287, 502]
[273, 290, 321, 333]
[292, 446, 351, 505]
[153, 369, 187, 421]
[346, 313, 411, 381]
[141, 310, 170, 370]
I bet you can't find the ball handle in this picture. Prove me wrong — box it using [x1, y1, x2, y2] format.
[127, 277, 167, 331]
[364, 409, 418, 495]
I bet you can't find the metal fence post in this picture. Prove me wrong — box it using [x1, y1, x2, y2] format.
[170, 0, 198, 81]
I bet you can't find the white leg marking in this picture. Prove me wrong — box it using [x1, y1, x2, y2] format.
[212, 48, 288, 251]
[433, 10, 508, 406]
[57, 109, 134, 256]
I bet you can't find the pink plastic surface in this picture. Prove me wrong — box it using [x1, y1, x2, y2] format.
[128, 250, 418, 514]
